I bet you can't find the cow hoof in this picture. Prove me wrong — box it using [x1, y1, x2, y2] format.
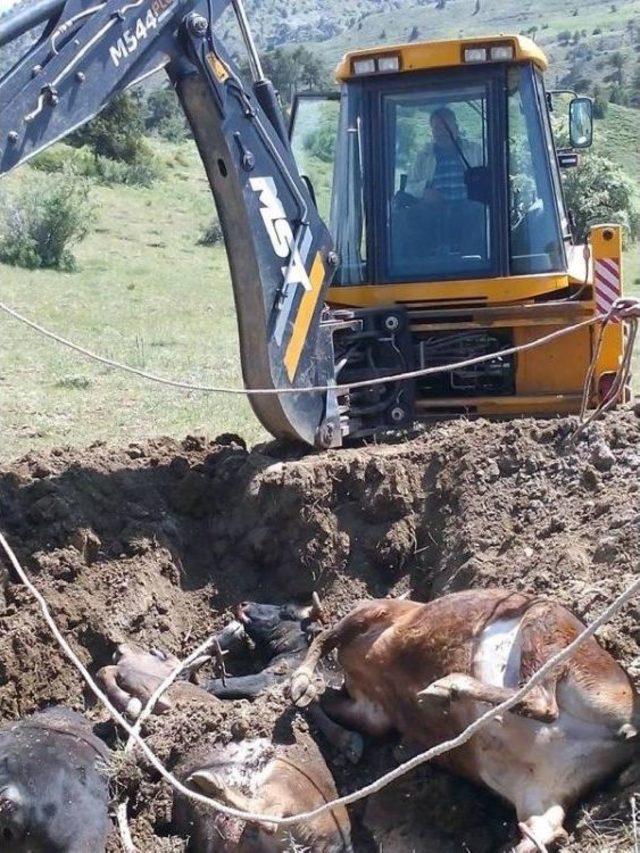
[290, 668, 318, 707]
[515, 822, 568, 852]
[125, 697, 143, 719]
[417, 682, 454, 705]
[339, 732, 364, 764]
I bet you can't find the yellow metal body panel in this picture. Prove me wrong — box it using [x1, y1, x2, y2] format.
[335, 34, 547, 81]
[327, 226, 625, 417]
[328, 273, 569, 307]
[284, 252, 325, 381]
[513, 325, 591, 395]
[415, 394, 583, 415]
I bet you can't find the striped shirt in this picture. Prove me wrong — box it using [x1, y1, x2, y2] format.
[431, 144, 468, 201]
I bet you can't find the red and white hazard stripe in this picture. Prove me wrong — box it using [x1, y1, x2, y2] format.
[594, 257, 621, 320]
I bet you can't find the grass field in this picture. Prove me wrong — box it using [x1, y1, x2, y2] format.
[0, 113, 638, 462]
[0, 142, 268, 462]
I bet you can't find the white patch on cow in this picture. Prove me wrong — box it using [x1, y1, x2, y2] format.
[0, 783, 23, 806]
[474, 617, 522, 688]
[195, 738, 275, 795]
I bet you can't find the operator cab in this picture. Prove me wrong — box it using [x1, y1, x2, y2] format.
[291, 36, 592, 289]
[290, 36, 599, 437]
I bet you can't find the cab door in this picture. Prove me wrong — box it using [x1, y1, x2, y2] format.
[289, 92, 340, 223]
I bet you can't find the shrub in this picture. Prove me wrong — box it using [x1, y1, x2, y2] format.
[91, 155, 161, 187]
[70, 93, 146, 164]
[31, 143, 161, 187]
[67, 92, 162, 185]
[0, 171, 95, 271]
[593, 92, 609, 118]
[145, 86, 190, 142]
[562, 153, 640, 245]
[197, 219, 224, 246]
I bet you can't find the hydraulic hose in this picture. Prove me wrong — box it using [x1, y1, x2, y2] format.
[0, 0, 65, 48]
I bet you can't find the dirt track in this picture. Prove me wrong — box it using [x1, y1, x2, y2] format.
[1, 411, 639, 851]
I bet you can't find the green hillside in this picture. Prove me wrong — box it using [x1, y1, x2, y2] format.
[594, 103, 640, 184]
[295, 0, 640, 95]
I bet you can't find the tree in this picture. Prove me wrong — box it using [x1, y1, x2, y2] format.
[70, 92, 150, 164]
[632, 63, 640, 106]
[562, 154, 640, 245]
[145, 86, 190, 142]
[243, 46, 327, 106]
[608, 51, 626, 85]
[608, 84, 629, 105]
[592, 86, 609, 118]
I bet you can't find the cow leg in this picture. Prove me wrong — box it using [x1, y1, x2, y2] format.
[417, 673, 559, 723]
[204, 671, 280, 699]
[96, 664, 159, 718]
[515, 803, 567, 852]
[319, 686, 393, 739]
[305, 703, 364, 764]
[290, 628, 340, 707]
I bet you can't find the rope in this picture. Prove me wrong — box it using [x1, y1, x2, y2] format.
[573, 297, 640, 442]
[1, 527, 639, 828]
[116, 635, 221, 852]
[0, 299, 611, 397]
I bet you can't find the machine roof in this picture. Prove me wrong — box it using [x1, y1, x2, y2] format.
[335, 34, 548, 80]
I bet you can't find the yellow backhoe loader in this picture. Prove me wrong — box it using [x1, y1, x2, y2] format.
[0, 2, 626, 447]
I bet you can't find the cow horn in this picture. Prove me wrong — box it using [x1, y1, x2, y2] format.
[310, 592, 326, 623]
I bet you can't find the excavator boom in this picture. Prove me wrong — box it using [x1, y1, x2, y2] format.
[0, 0, 342, 447]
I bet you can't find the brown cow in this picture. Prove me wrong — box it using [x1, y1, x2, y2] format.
[98, 639, 352, 852]
[290, 588, 639, 852]
[175, 736, 353, 852]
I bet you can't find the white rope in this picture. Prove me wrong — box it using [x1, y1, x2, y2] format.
[115, 634, 220, 852]
[0, 299, 606, 396]
[573, 297, 640, 441]
[1, 526, 638, 827]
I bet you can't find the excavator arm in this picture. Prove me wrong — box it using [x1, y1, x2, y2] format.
[0, 0, 343, 447]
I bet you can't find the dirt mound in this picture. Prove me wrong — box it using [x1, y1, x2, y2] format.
[1, 412, 639, 851]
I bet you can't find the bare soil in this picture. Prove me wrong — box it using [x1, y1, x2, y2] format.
[1, 411, 639, 851]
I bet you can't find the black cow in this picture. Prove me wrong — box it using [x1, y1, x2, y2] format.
[99, 599, 363, 763]
[0, 707, 110, 852]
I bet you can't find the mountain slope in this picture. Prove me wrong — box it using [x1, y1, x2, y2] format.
[288, 0, 640, 93]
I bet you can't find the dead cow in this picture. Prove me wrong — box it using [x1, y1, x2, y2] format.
[174, 735, 353, 852]
[98, 602, 363, 763]
[98, 634, 353, 852]
[0, 707, 110, 852]
[290, 588, 640, 852]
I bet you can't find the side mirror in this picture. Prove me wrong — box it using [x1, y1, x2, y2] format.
[569, 97, 593, 149]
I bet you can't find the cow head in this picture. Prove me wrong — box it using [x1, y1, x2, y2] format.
[235, 595, 324, 660]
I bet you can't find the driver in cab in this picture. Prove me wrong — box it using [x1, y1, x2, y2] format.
[405, 106, 483, 202]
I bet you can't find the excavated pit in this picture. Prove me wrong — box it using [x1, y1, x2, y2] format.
[0, 412, 639, 851]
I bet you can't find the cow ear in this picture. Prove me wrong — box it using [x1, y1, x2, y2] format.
[310, 592, 326, 624]
[188, 770, 227, 798]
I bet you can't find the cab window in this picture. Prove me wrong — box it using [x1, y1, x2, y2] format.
[507, 66, 565, 274]
[289, 95, 340, 223]
[381, 70, 499, 282]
